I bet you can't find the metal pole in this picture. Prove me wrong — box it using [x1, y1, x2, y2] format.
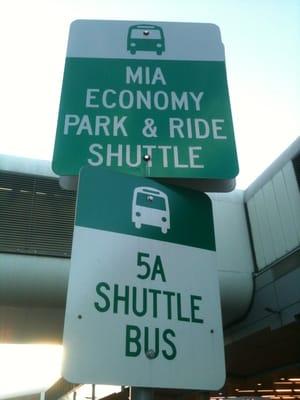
[92, 384, 96, 400]
[130, 387, 154, 400]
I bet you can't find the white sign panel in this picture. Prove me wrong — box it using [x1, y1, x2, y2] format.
[63, 167, 225, 390]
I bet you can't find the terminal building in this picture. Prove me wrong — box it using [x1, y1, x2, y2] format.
[0, 138, 299, 400]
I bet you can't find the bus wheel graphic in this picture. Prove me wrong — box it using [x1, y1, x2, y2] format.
[134, 216, 142, 229]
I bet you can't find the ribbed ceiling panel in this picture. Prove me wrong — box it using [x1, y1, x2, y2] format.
[0, 172, 76, 257]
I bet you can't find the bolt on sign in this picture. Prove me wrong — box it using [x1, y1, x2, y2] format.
[62, 166, 225, 390]
[52, 20, 239, 192]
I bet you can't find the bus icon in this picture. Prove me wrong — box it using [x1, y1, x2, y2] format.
[127, 24, 165, 55]
[132, 187, 170, 234]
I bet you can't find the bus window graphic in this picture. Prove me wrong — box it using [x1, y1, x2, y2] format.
[132, 187, 170, 234]
[127, 24, 165, 55]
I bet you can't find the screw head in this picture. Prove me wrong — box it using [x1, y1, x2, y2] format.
[143, 154, 151, 161]
[146, 349, 156, 359]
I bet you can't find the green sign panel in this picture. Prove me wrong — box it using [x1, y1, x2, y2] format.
[63, 166, 225, 390]
[53, 20, 238, 190]
[76, 166, 215, 250]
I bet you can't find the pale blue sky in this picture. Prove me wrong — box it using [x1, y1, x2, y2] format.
[0, 0, 299, 189]
[0, 1, 299, 398]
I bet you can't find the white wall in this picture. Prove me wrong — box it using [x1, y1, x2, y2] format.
[209, 191, 254, 325]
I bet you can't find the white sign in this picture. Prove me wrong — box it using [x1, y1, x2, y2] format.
[62, 167, 225, 390]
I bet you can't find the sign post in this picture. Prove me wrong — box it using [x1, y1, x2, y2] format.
[52, 20, 238, 192]
[62, 167, 225, 390]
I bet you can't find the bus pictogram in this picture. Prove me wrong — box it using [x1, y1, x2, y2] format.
[132, 186, 170, 233]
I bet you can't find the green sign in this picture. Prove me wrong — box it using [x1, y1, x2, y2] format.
[76, 166, 215, 250]
[52, 20, 238, 190]
[63, 166, 225, 390]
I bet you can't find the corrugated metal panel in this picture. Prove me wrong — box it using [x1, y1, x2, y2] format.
[255, 189, 276, 266]
[282, 161, 300, 242]
[262, 180, 287, 260]
[273, 169, 299, 252]
[0, 172, 76, 257]
[292, 152, 300, 188]
[246, 160, 300, 270]
[247, 197, 266, 269]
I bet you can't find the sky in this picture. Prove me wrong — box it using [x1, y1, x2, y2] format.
[0, 0, 299, 188]
[0, 0, 299, 398]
